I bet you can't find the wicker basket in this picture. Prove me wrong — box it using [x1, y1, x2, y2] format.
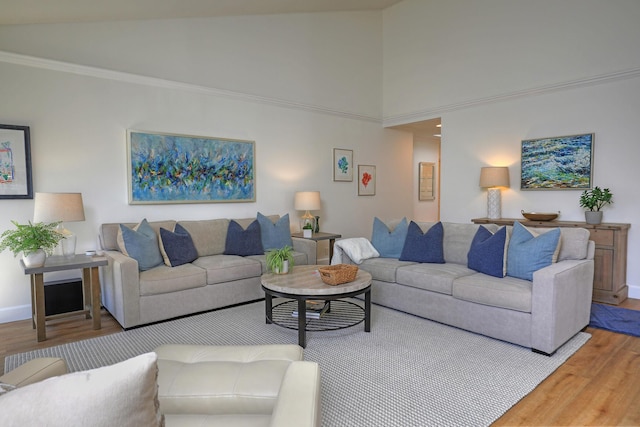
[318, 264, 358, 286]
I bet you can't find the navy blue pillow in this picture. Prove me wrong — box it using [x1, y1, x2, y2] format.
[467, 226, 508, 278]
[399, 221, 445, 263]
[159, 223, 199, 267]
[224, 220, 264, 256]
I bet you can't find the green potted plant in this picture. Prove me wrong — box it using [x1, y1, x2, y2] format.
[0, 221, 64, 267]
[265, 245, 295, 274]
[579, 186, 613, 224]
[302, 222, 313, 238]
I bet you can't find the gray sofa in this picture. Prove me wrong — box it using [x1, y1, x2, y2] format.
[338, 221, 594, 355]
[98, 215, 316, 329]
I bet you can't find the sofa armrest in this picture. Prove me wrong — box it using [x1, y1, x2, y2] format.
[531, 259, 594, 354]
[1, 358, 67, 387]
[99, 250, 141, 329]
[270, 361, 321, 427]
[292, 237, 317, 265]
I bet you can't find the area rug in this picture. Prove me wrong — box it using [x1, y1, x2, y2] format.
[589, 302, 640, 337]
[6, 301, 590, 427]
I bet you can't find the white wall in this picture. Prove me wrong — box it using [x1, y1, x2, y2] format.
[383, 0, 640, 298]
[0, 11, 413, 323]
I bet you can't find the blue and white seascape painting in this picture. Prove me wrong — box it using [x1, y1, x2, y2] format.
[521, 133, 593, 190]
[128, 130, 255, 204]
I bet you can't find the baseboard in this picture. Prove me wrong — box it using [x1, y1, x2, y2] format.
[0, 304, 31, 324]
[628, 284, 640, 300]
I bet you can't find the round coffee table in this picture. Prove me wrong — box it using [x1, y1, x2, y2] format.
[261, 265, 372, 348]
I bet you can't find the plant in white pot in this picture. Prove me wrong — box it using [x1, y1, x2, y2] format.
[579, 186, 613, 225]
[0, 221, 64, 267]
[265, 245, 295, 274]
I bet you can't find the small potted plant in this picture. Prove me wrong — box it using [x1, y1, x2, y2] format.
[579, 186, 613, 224]
[265, 245, 295, 274]
[0, 221, 64, 267]
[302, 223, 313, 238]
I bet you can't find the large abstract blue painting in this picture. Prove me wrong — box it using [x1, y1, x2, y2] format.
[128, 130, 255, 204]
[521, 133, 593, 190]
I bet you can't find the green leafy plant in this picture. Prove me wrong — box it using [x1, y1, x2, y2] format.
[0, 221, 64, 257]
[579, 187, 613, 211]
[302, 223, 313, 230]
[265, 245, 295, 274]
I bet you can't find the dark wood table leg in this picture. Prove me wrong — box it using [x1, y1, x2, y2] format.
[90, 266, 101, 330]
[329, 238, 336, 263]
[34, 273, 46, 342]
[82, 267, 92, 320]
[298, 298, 307, 348]
[365, 288, 371, 332]
[265, 292, 273, 324]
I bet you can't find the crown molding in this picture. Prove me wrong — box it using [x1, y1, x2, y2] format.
[0, 50, 381, 124]
[383, 67, 640, 127]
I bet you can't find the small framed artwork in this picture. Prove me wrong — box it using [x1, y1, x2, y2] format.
[127, 130, 255, 204]
[0, 124, 33, 200]
[419, 162, 435, 201]
[333, 148, 353, 182]
[358, 165, 376, 196]
[521, 133, 593, 190]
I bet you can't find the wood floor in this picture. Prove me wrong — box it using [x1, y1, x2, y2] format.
[1, 300, 639, 426]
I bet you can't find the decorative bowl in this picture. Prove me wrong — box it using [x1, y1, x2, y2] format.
[521, 210, 560, 221]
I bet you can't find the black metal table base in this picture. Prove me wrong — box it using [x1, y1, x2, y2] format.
[263, 285, 371, 348]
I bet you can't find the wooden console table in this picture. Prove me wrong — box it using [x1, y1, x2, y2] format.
[21, 254, 108, 341]
[471, 218, 630, 305]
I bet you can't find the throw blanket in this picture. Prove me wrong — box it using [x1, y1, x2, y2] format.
[331, 238, 380, 265]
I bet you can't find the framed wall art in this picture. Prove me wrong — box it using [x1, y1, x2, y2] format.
[419, 162, 435, 201]
[0, 124, 33, 200]
[521, 133, 593, 190]
[358, 164, 376, 196]
[333, 148, 353, 182]
[127, 130, 255, 204]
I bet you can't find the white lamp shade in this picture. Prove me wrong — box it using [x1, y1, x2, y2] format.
[33, 192, 86, 223]
[294, 191, 321, 211]
[479, 167, 510, 188]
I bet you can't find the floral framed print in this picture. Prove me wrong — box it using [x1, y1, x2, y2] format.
[521, 133, 593, 190]
[358, 165, 376, 196]
[333, 148, 353, 182]
[127, 130, 255, 204]
[0, 124, 33, 200]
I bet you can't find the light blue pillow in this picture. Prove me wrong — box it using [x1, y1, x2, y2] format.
[118, 219, 163, 271]
[399, 221, 445, 263]
[371, 217, 409, 258]
[507, 222, 561, 281]
[467, 226, 508, 278]
[257, 212, 293, 250]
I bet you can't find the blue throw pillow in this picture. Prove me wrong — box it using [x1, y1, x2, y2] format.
[507, 222, 561, 281]
[118, 219, 163, 271]
[399, 221, 445, 263]
[257, 212, 293, 250]
[371, 217, 409, 258]
[467, 226, 508, 278]
[159, 223, 199, 267]
[224, 220, 264, 256]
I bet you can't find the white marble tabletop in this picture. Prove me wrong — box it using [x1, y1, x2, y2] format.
[261, 264, 371, 296]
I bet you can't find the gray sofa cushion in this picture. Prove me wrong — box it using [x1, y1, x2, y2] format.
[178, 219, 229, 257]
[358, 258, 416, 283]
[441, 222, 499, 265]
[247, 252, 308, 274]
[193, 255, 262, 285]
[531, 226, 591, 261]
[396, 262, 475, 295]
[453, 273, 532, 313]
[140, 264, 207, 296]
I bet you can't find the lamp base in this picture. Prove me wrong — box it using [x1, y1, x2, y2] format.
[54, 224, 77, 257]
[487, 188, 502, 219]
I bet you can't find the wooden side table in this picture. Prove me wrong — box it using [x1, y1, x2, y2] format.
[291, 231, 342, 262]
[471, 218, 630, 304]
[21, 254, 108, 341]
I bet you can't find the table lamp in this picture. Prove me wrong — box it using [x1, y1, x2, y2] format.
[479, 167, 509, 219]
[294, 191, 320, 237]
[33, 192, 85, 257]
